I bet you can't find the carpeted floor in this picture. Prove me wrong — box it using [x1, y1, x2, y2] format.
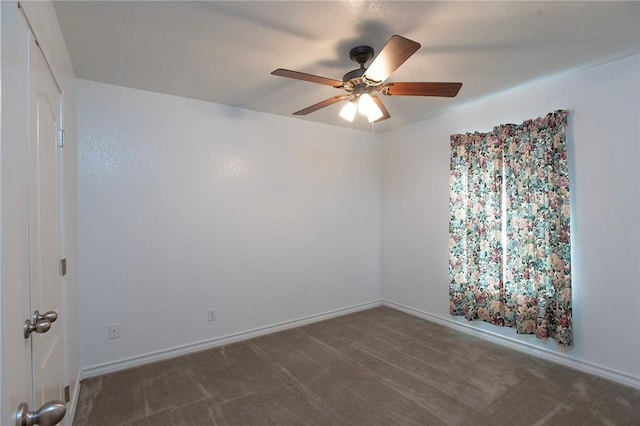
[73, 306, 640, 425]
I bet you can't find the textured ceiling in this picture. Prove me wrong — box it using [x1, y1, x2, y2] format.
[53, 1, 640, 133]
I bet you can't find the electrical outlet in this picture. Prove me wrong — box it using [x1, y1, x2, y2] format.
[208, 308, 216, 322]
[108, 323, 120, 339]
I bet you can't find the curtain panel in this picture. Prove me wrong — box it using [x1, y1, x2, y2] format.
[449, 110, 572, 346]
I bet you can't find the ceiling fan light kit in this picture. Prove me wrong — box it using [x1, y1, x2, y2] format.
[339, 100, 357, 122]
[271, 35, 463, 124]
[358, 93, 383, 122]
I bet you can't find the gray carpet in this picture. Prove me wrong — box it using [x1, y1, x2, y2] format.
[73, 306, 640, 425]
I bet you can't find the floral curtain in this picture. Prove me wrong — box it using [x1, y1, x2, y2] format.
[449, 110, 572, 346]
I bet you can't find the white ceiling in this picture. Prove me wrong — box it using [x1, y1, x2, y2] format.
[53, 1, 640, 133]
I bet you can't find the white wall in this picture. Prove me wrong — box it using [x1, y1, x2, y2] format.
[77, 80, 381, 371]
[381, 54, 640, 386]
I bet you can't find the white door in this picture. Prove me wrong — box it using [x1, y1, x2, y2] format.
[2, 10, 66, 424]
[28, 24, 65, 415]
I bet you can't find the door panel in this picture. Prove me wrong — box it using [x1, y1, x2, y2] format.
[28, 24, 64, 411]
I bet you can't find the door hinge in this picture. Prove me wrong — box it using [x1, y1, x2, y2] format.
[58, 129, 65, 148]
[64, 386, 70, 403]
[59, 258, 67, 276]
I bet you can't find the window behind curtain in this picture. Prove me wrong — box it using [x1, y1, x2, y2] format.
[449, 110, 572, 346]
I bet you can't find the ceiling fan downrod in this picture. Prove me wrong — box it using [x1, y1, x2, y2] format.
[342, 45, 374, 83]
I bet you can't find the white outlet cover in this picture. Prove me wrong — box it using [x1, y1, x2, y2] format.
[108, 323, 120, 339]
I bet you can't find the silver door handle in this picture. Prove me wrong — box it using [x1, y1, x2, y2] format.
[34, 310, 58, 324]
[16, 401, 66, 426]
[24, 310, 58, 338]
[24, 319, 51, 339]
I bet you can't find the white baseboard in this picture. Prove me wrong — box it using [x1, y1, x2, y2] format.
[383, 300, 640, 390]
[81, 300, 383, 379]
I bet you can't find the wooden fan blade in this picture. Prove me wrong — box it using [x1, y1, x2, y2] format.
[371, 96, 391, 122]
[363, 35, 421, 84]
[271, 68, 344, 88]
[293, 95, 350, 115]
[382, 82, 463, 97]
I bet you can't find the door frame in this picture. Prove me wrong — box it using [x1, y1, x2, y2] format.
[0, 0, 3, 416]
[1, 4, 33, 424]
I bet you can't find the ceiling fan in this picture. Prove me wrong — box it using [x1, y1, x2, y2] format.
[271, 35, 462, 123]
